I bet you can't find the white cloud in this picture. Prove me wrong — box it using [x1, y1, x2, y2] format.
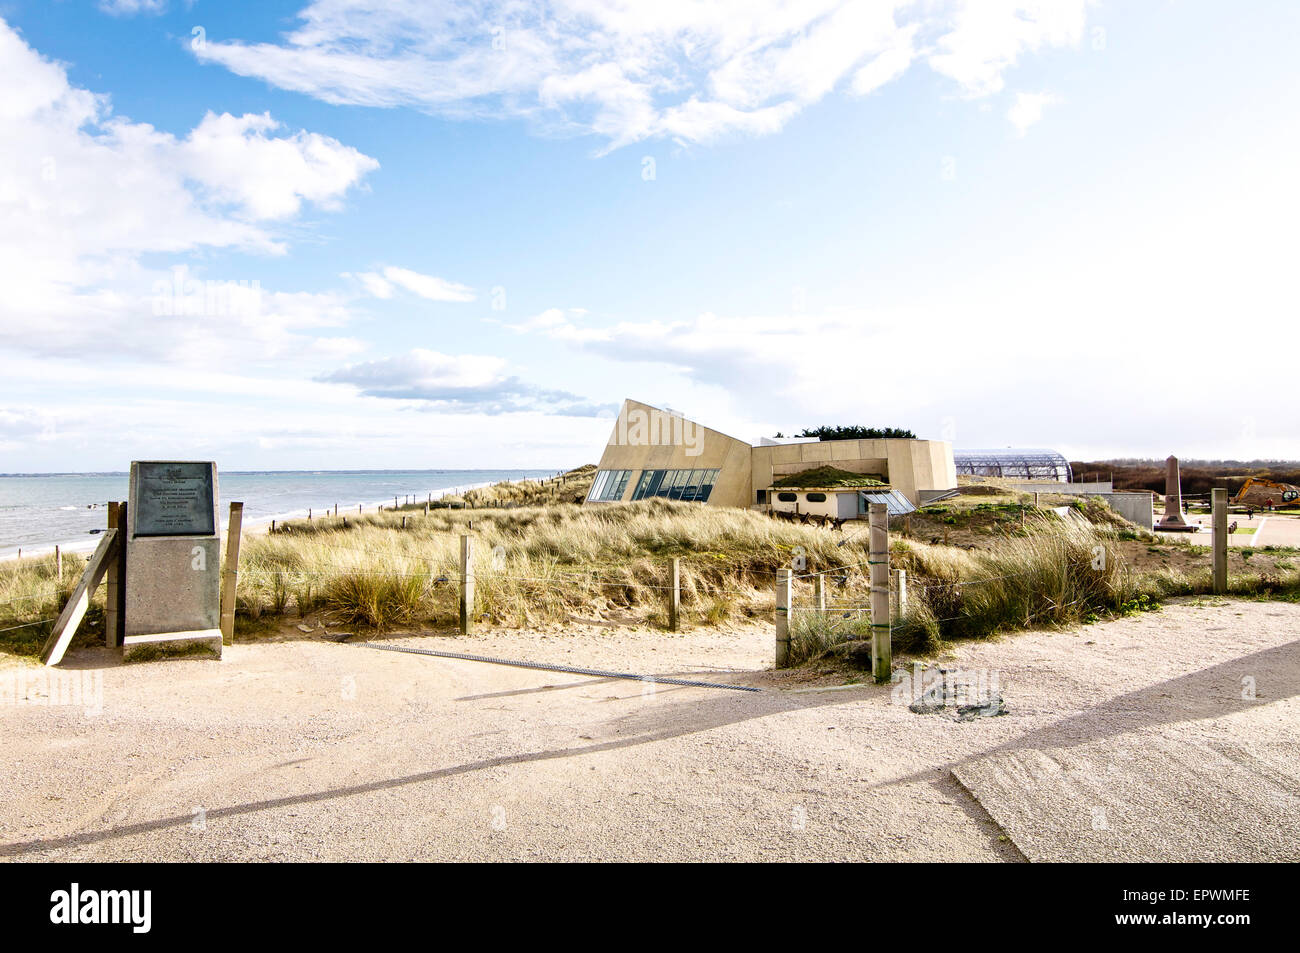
[193, 1, 1092, 149]
[98, 0, 167, 15]
[318, 348, 612, 415]
[0, 19, 377, 364]
[348, 266, 475, 302]
[181, 111, 379, 219]
[1007, 90, 1062, 135]
[381, 267, 475, 302]
[929, 1, 1087, 97]
[505, 308, 576, 333]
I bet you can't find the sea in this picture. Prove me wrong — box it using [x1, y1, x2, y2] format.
[0, 469, 558, 558]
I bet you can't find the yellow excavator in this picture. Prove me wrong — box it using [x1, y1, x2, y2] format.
[1232, 478, 1300, 508]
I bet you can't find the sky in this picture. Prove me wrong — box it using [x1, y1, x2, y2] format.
[1, 0, 1297, 472]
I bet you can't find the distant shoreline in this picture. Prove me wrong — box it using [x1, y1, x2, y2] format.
[0, 471, 559, 560]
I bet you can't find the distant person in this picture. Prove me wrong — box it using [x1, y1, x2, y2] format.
[1266, 497, 1274, 512]
[1246, 506, 1254, 521]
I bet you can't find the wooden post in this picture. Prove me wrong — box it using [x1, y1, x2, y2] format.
[775, 567, 792, 667]
[41, 529, 119, 666]
[54, 545, 62, 583]
[271, 519, 276, 533]
[104, 503, 120, 647]
[334, 504, 338, 516]
[424, 501, 430, 516]
[814, 572, 825, 614]
[401, 516, 408, 530]
[219, 502, 244, 646]
[1212, 488, 1228, 595]
[892, 568, 907, 620]
[869, 502, 891, 683]
[459, 534, 474, 635]
[308, 508, 312, 520]
[668, 557, 680, 631]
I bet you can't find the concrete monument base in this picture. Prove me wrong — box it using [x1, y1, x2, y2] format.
[123, 461, 223, 660]
[123, 628, 223, 663]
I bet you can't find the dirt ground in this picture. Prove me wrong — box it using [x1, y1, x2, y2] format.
[1, 599, 1297, 862]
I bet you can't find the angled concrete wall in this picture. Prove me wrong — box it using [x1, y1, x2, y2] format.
[593, 400, 753, 507]
[591, 400, 958, 509]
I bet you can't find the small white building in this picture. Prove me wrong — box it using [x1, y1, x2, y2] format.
[763, 485, 919, 520]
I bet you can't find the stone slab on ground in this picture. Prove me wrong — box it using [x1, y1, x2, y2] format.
[954, 730, 1300, 862]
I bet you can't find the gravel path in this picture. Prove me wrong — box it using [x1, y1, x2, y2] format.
[1, 599, 1296, 862]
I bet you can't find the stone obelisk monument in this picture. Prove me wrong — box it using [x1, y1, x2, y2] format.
[1154, 454, 1195, 531]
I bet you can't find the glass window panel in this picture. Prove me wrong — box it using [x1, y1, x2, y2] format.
[682, 469, 703, 501]
[698, 470, 718, 502]
[632, 470, 654, 501]
[611, 470, 631, 501]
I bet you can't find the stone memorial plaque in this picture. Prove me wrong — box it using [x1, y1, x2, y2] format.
[133, 462, 216, 537]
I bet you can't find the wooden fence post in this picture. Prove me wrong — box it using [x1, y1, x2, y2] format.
[814, 572, 825, 614]
[892, 568, 907, 620]
[1212, 488, 1228, 595]
[775, 567, 792, 667]
[668, 557, 680, 631]
[219, 502, 244, 646]
[459, 534, 474, 635]
[104, 502, 121, 648]
[41, 529, 120, 666]
[869, 503, 891, 683]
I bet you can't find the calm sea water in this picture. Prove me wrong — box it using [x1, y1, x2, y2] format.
[0, 469, 557, 556]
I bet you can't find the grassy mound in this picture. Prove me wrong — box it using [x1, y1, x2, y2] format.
[239, 498, 874, 632]
[773, 466, 885, 488]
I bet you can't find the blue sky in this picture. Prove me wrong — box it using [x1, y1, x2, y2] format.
[1, 0, 1297, 471]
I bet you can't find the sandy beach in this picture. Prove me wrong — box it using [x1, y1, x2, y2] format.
[3, 597, 1295, 862]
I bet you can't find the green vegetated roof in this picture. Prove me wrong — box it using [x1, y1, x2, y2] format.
[772, 466, 886, 489]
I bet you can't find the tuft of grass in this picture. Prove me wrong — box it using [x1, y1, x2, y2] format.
[788, 611, 874, 664]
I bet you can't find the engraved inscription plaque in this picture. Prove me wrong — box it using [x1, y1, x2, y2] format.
[133, 462, 216, 537]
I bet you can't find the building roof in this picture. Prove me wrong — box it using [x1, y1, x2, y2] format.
[954, 449, 1072, 482]
[860, 489, 917, 515]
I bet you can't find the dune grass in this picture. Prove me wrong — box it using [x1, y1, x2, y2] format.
[242, 498, 872, 632]
[5, 492, 1300, 663]
[0, 552, 91, 658]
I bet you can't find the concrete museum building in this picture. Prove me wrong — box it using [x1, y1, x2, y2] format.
[586, 399, 959, 520]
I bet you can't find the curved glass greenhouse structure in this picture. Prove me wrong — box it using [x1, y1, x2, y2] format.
[953, 449, 1073, 483]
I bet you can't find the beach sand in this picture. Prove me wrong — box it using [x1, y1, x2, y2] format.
[2, 597, 1296, 861]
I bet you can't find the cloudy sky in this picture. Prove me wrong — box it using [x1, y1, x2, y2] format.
[1, 1, 1297, 472]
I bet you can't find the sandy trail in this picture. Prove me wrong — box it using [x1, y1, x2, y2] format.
[1, 599, 1296, 862]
